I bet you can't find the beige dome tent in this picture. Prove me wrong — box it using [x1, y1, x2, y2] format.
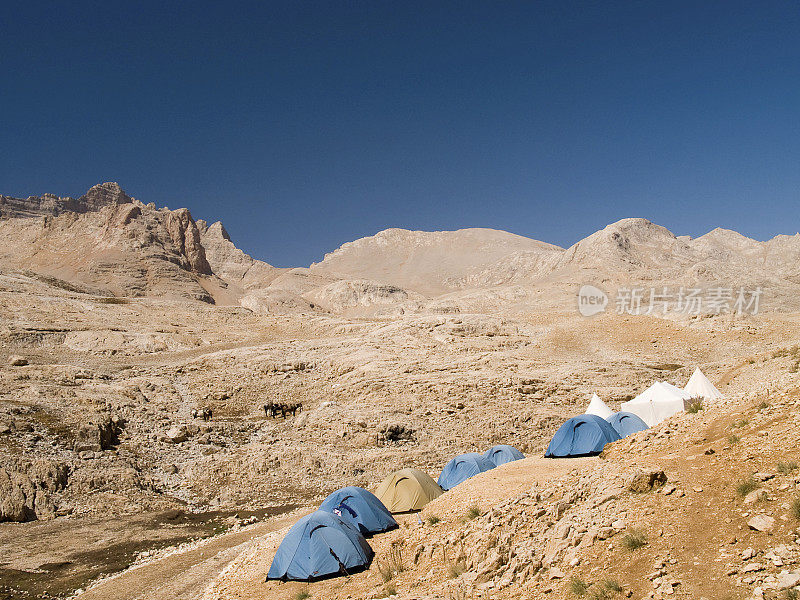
[584, 393, 614, 419]
[620, 381, 693, 427]
[684, 367, 724, 400]
[374, 468, 443, 513]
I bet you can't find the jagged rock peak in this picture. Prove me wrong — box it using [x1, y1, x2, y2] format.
[1, 182, 135, 218]
[206, 221, 231, 241]
[79, 182, 133, 210]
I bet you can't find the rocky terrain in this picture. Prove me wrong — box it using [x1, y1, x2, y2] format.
[1, 183, 800, 599]
[209, 353, 800, 600]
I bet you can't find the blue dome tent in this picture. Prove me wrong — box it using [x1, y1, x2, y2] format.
[267, 511, 373, 581]
[606, 411, 649, 438]
[318, 486, 397, 535]
[437, 452, 495, 491]
[545, 415, 621, 458]
[483, 444, 525, 467]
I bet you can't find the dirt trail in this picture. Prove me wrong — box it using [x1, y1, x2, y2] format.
[76, 509, 312, 600]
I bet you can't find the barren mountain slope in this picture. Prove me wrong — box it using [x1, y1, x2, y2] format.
[4, 183, 800, 314]
[0, 183, 215, 301]
[196, 220, 281, 292]
[309, 227, 563, 296]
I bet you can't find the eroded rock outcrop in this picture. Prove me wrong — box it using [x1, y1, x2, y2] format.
[167, 208, 212, 275]
[0, 460, 68, 522]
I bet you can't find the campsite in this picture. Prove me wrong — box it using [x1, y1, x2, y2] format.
[238, 367, 731, 590]
[202, 364, 800, 600]
[4, 4, 800, 599]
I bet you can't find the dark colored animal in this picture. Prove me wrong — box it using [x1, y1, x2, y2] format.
[264, 401, 303, 419]
[191, 407, 213, 421]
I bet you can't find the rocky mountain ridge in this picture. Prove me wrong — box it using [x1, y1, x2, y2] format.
[3, 183, 800, 313]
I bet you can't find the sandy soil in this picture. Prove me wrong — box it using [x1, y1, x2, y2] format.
[75, 509, 312, 600]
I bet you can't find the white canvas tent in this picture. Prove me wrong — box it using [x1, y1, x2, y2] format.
[620, 381, 693, 427]
[684, 367, 724, 400]
[584, 393, 614, 419]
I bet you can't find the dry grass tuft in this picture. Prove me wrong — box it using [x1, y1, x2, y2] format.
[569, 577, 590, 596]
[376, 543, 405, 582]
[736, 476, 759, 497]
[792, 498, 800, 521]
[621, 528, 647, 551]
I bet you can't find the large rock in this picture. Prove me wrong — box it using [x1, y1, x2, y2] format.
[74, 414, 122, 452]
[744, 488, 768, 504]
[8, 355, 28, 366]
[777, 571, 800, 589]
[748, 514, 775, 532]
[628, 469, 668, 492]
[164, 424, 198, 444]
[0, 460, 68, 522]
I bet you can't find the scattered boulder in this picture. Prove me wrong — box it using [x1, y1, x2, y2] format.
[748, 514, 776, 532]
[165, 426, 189, 443]
[74, 414, 123, 452]
[8, 355, 28, 366]
[628, 468, 668, 493]
[744, 489, 768, 504]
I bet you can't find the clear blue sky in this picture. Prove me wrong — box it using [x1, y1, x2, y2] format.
[3, 1, 799, 266]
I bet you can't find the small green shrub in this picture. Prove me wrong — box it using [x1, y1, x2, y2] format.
[727, 434, 741, 445]
[758, 401, 769, 410]
[621, 529, 647, 551]
[95, 296, 130, 304]
[685, 398, 703, 413]
[603, 579, 623, 592]
[569, 576, 590, 596]
[426, 515, 440, 525]
[736, 476, 759, 497]
[731, 418, 749, 429]
[792, 498, 800, 520]
[291, 590, 310, 600]
[787, 587, 798, 600]
[466, 505, 481, 519]
[777, 461, 799, 475]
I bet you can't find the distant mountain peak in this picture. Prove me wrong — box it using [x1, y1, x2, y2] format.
[81, 182, 132, 209]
